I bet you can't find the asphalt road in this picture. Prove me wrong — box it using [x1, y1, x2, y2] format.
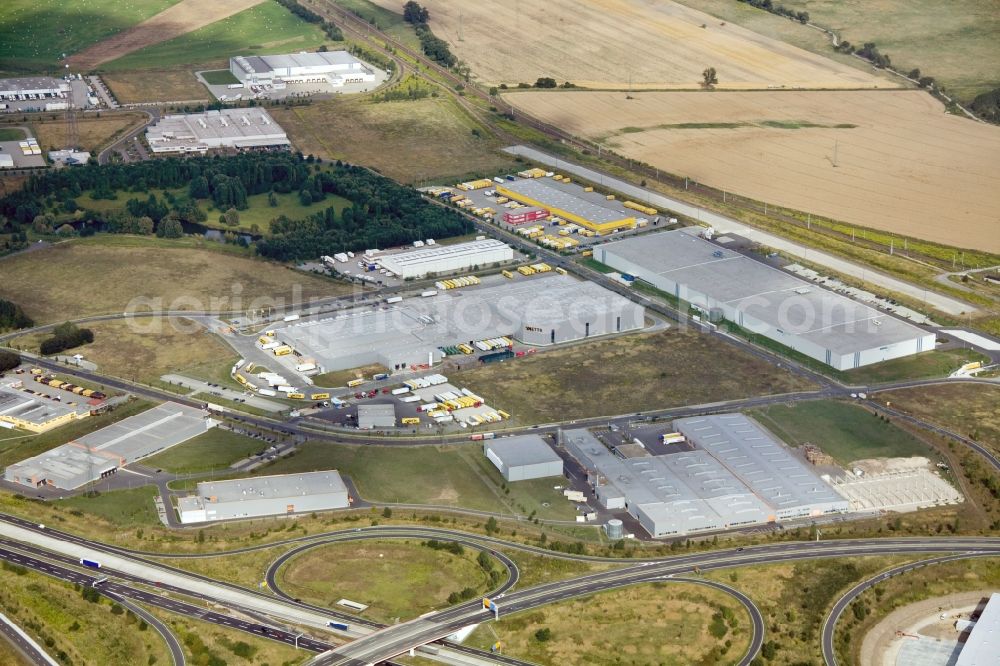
[312, 535, 1000, 665]
[0, 610, 57, 666]
[101, 591, 186, 666]
[820, 552, 999, 666]
[4, 513, 1000, 666]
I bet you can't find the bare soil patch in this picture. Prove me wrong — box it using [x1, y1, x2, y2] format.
[507, 89, 1000, 252]
[68, 0, 263, 69]
[372, 0, 888, 89]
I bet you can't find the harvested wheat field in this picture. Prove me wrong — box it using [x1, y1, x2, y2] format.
[68, 0, 263, 69]
[372, 0, 888, 89]
[508, 89, 1000, 252]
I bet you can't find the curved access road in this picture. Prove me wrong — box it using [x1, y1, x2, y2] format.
[101, 590, 186, 666]
[820, 552, 999, 666]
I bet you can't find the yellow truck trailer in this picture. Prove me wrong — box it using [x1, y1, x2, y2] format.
[401, 417, 420, 425]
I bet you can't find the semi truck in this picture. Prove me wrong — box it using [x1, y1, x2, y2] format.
[80, 558, 101, 569]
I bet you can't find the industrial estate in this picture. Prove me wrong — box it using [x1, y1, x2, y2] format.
[0, 1, 997, 666]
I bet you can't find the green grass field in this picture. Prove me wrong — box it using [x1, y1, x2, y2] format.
[879, 383, 1000, 451]
[277, 539, 495, 623]
[200, 69, 239, 85]
[255, 442, 576, 520]
[0, 0, 178, 72]
[59, 485, 161, 528]
[749, 400, 932, 465]
[102, 1, 329, 71]
[840, 348, 990, 384]
[144, 429, 264, 474]
[466, 581, 750, 665]
[0, 128, 26, 141]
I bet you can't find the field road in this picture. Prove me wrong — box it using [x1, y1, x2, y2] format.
[0, 611, 58, 666]
[820, 553, 998, 666]
[503, 145, 976, 317]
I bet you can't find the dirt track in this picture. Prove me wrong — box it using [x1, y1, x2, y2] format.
[372, 0, 889, 89]
[67, 0, 263, 69]
[506, 89, 1000, 252]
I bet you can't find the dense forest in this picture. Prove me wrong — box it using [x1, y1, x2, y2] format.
[0, 153, 471, 261]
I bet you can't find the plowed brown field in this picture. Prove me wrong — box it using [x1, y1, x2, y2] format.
[68, 0, 263, 69]
[372, 0, 889, 89]
[506, 89, 1000, 252]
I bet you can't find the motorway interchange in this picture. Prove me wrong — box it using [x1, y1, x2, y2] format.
[2, 513, 999, 666]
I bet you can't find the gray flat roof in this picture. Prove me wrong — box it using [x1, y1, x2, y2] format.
[73, 402, 208, 462]
[146, 109, 287, 145]
[500, 179, 631, 224]
[674, 414, 849, 512]
[197, 471, 347, 504]
[276, 274, 638, 368]
[956, 593, 1000, 666]
[0, 77, 66, 92]
[564, 429, 771, 534]
[486, 435, 561, 468]
[600, 229, 931, 355]
[0, 385, 81, 424]
[379, 239, 510, 270]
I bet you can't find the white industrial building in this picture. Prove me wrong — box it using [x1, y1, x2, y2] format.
[273, 273, 645, 371]
[484, 435, 563, 482]
[378, 239, 514, 279]
[176, 471, 350, 524]
[0, 77, 70, 101]
[0, 153, 14, 168]
[145, 108, 290, 154]
[563, 415, 849, 538]
[230, 51, 376, 88]
[4, 402, 213, 490]
[956, 593, 1000, 666]
[596, 229, 936, 370]
[357, 404, 396, 429]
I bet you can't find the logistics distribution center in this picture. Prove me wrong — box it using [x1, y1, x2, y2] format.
[378, 239, 513, 279]
[273, 273, 645, 371]
[564, 413, 849, 538]
[597, 229, 936, 370]
[0, 382, 90, 433]
[0, 76, 70, 101]
[230, 51, 377, 89]
[145, 108, 289, 154]
[484, 435, 564, 482]
[177, 471, 350, 524]
[4, 403, 213, 490]
[496, 179, 636, 235]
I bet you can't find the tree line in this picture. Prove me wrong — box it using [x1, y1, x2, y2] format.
[737, 0, 809, 25]
[402, 1, 457, 67]
[39, 322, 94, 356]
[273, 0, 344, 41]
[257, 162, 472, 261]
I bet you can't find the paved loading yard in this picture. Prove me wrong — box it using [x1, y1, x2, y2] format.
[270, 272, 645, 374]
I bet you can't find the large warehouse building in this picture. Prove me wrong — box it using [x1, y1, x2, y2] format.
[273, 273, 645, 371]
[4, 402, 213, 490]
[484, 435, 563, 482]
[496, 179, 635, 235]
[596, 229, 936, 370]
[378, 239, 514, 279]
[176, 471, 350, 524]
[0, 77, 70, 101]
[230, 51, 377, 88]
[145, 109, 289, 154]
[563, 414, 848, 538]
